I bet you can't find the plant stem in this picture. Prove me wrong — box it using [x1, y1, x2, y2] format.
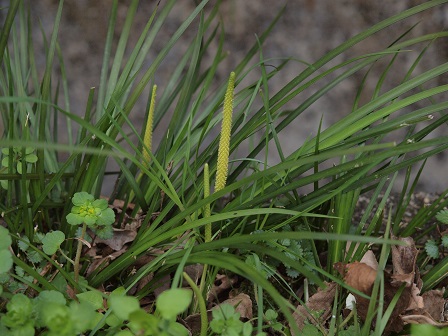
[74, 223, 87, 284]
[183, 272, 207, 336]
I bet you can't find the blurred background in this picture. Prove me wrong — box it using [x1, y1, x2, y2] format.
[2, 0, 448, 193]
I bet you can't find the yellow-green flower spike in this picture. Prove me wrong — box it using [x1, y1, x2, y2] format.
[142, 84, 157, 164]
[215, 72, 235, 192]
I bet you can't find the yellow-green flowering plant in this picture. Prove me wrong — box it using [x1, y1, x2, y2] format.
[66, 191, 115, 238]
[66, 192, 115, 282]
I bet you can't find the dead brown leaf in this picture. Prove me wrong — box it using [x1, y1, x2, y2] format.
[95, 229, 137, 251]
[208, 273, 238, 304]
[218, 293, 253, 320]
[290, 282, 337, 335]
[334, 236, 447, 334]
[390, 234, 418, 276]
[360, 250, 378, 271]
[401, 313, 448, 327]
[343, 261, 377, 295]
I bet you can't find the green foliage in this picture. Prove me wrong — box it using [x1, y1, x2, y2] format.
[248, 225, 316, 279]
[1, 0, 448, 335]
[264, 309, 283, 332]
[442, 235, 448, 248]
[0, 147, 37, 189]
[0, 293, 34, 334]
[41, 230, 65, 255]
[0, 227, 12, 275]
[156, 288, 193, 320]
[425, 239, 440, 259]
[0, 287, 192, 336]
[411, 324, 448, 336]
[436, 209, 448, 224]
[210, 304, 253, 336]
[76, 290, 104, 310]
[66, 192, 115, 239]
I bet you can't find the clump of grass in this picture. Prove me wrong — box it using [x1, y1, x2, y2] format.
[1, 0, 448, 335]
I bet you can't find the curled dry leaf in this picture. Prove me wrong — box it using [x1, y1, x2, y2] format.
[401, 313, 448, 327]
[390, 234, 418, 276]
[290, 282, 337, 335]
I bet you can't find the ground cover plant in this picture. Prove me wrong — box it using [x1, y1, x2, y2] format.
[1, 0, 448, 335]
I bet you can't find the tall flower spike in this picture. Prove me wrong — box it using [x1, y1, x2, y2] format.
[142, 84, 157, 164]
[215, 72, 235, 192]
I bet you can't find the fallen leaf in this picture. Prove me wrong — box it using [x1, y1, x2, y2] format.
[405, 283, 424, 311]
[344, 261, 377, 295]
[218, 293, 253, 320]
[405, 289, 446, 322]
[391, 235, 417, 274]
[208, 273, 238, 304]
[360, 250, 378, 271]
[290, 282, 337, 334]
[95, 229, 137, 251]
[401, 313, 448, 327]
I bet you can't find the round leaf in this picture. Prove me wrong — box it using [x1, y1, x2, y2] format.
[72, 192, 94, 206]
[42, 231, 65, 255]
[96, 207, 115, 226]
[0, 249, 13, 273]
[76, 290, 104, 310]
[109, 295, 140, 321]
[0, 226, 12, 250]
[156, 288, 192, 320]
[66, 213, 84, 225]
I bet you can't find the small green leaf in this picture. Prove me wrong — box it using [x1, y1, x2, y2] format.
[42, 231, 65, 255]
[95, 207, 115, 226]
[156, 288, 192, 320]
[109, 295, 140, 321]
[36, 290, 67, 306]
[72, 192, 94, 206]
[70, 301, 98, 333]
[66, 212, 84, 225]
[425, 240, 439, 259]
[24, 153, 38, 163]
[16, 161, 24, 174]
[0, 226, 12, 250]
[92, 198, 108, 210]
[265, 309, 278, 321]
[442, 235, 448, 248]
[17, 236, 30, 252]
[436, 209, 448, 224]
[242, 321, 253, 336]
[39, 302, 74, 334]
[27, 250, 43, 264]
[2, 293, 33, 328]
[76, 290, 104, 310]
[92, 225, 113, 239]
[128, 309, 159, 334]
[0, 249, 13, 274]
[302, 324, 323, 336]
